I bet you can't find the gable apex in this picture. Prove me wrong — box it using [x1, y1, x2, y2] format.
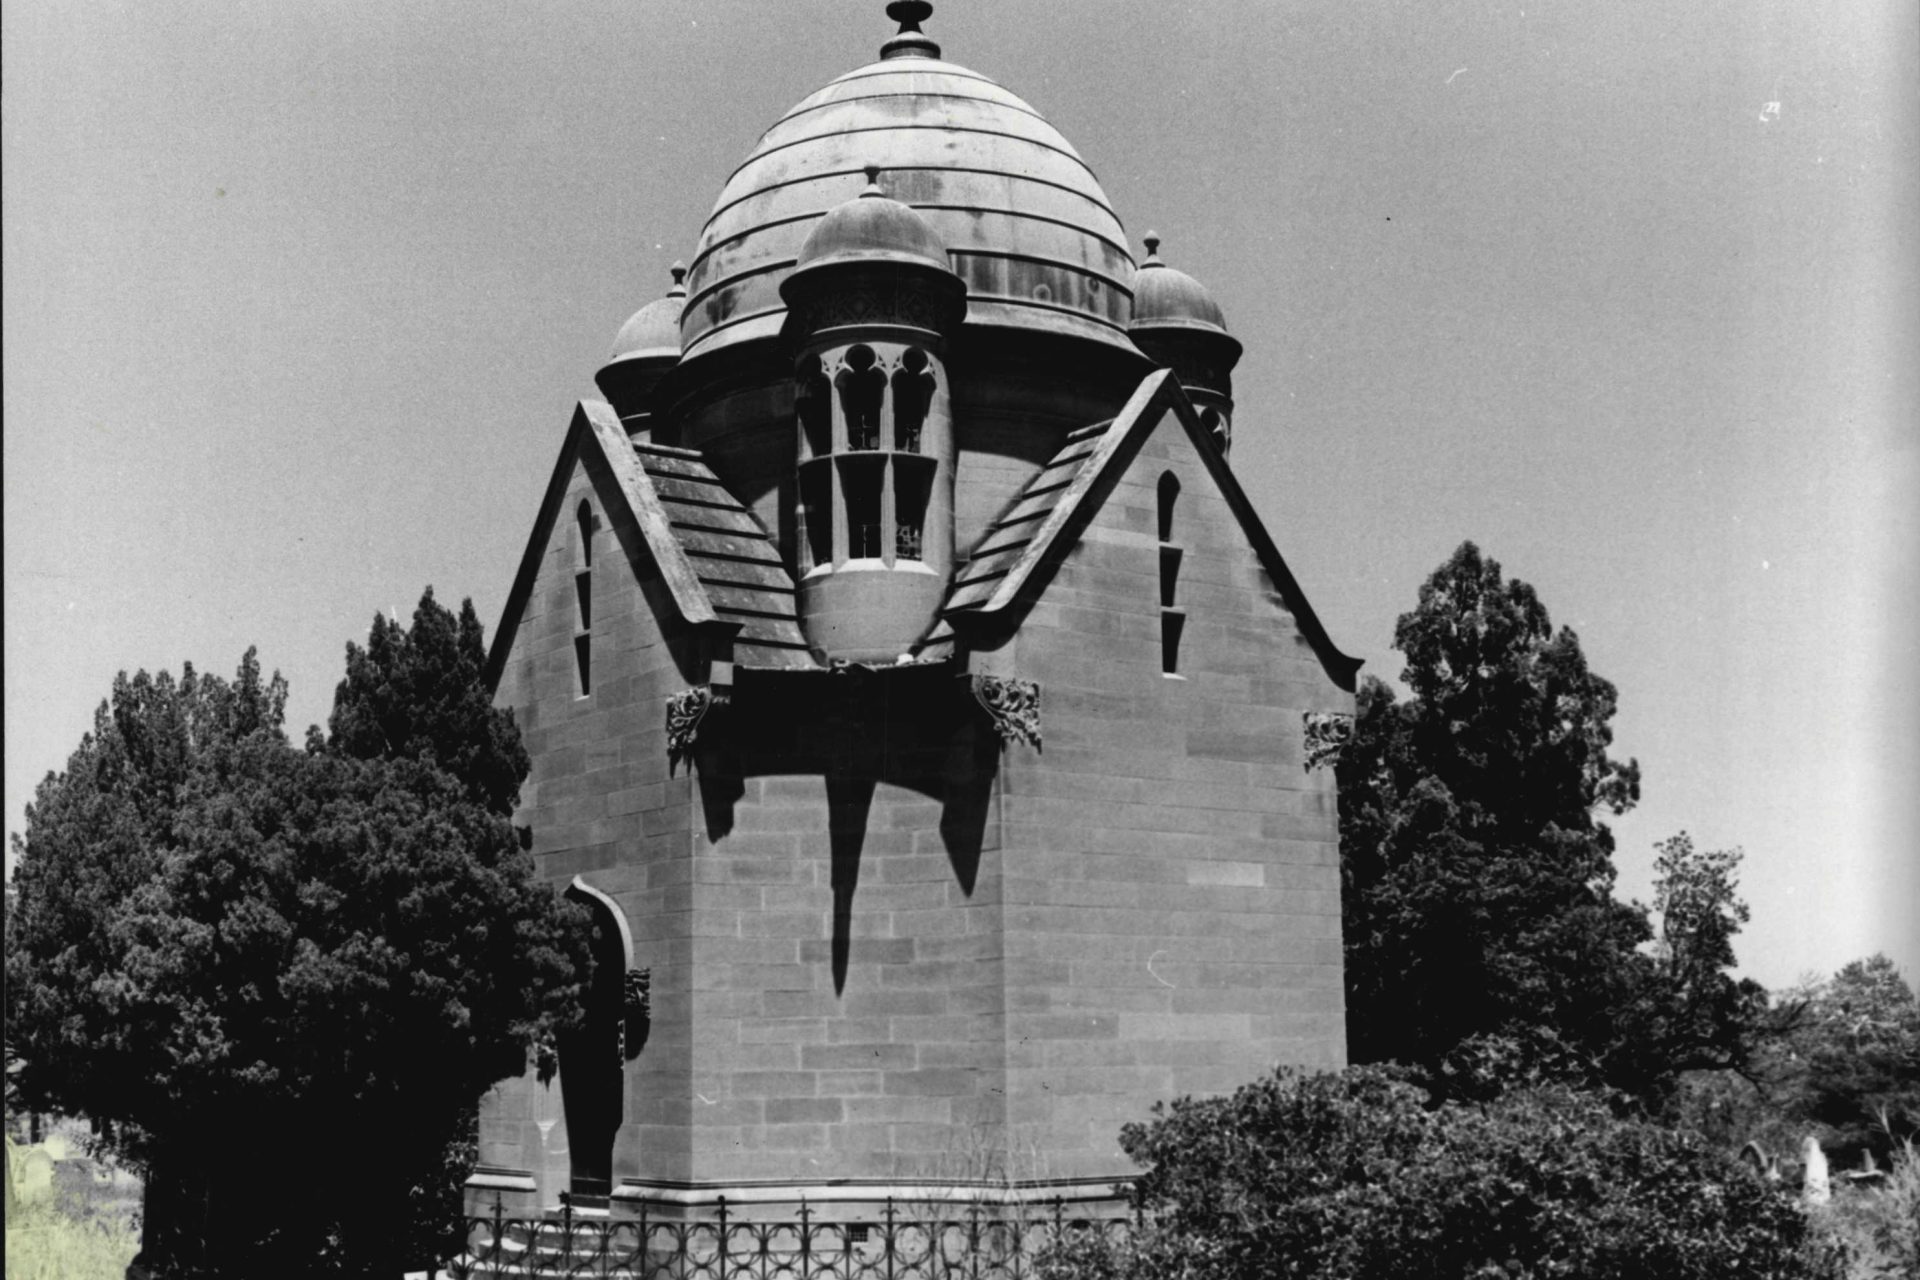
[945, 371, 1363, 692]
[483, 400, 724, 692]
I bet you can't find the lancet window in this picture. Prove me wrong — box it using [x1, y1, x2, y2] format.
[574, 499, 595, 696]
[891, 347, 935, 453]
[1157, 472, 1185, 676]
[835, 344, 886, 451]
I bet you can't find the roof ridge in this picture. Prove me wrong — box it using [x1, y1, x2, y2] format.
[634, 441, 707, 462]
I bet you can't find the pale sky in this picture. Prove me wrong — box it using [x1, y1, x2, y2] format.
[5, 0, 1915, 989]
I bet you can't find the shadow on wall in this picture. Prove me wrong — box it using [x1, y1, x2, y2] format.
[691, 664, 1000, 993]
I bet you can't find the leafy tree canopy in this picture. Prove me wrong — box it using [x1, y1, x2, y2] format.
[4, 591, 588, 1275]
[1757, 955, 1920, 1164]
[1605, 833, 1769, 1099]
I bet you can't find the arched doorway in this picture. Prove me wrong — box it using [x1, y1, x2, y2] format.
[559, 879, 631, 1202]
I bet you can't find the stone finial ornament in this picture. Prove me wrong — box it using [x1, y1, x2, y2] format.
[881, 0, 940, 60]
[1142, 230, 1164, 264]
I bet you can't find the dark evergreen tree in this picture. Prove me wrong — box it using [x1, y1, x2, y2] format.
[320, 587, 529, 816]
[4, 592, 588, 1277]
[1333, 543, 1664, 1096]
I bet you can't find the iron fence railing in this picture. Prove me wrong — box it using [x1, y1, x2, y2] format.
[446, 1195, 1133, 1280]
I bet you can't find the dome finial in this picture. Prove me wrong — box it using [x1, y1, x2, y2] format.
[1142, 231, 1164, 265]
[881, 1, 940, 60]
[862, 164, 884, 197]
[668, 260, 688, 294]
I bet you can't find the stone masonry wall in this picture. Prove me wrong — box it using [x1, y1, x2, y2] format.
[676, 668, 1008, 1189]
[994, 415, 1351, 1178]
[478, 446, 704, 1199]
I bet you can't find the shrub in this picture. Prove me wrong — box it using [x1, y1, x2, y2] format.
[1044, 1065, 1841, 1280]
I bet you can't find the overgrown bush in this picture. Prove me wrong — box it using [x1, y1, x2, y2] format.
[1040, 1065, 1841, 1280]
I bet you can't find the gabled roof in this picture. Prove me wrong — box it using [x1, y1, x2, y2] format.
[943, 370, 1363, 692]
[485, 401, 814, 691]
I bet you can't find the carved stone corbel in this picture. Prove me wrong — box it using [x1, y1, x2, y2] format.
[1302, 711, 1353, 772]
[665, 685, 730, 756]
[621, 968, 651, 1062]
[970, 674, 1041, 749]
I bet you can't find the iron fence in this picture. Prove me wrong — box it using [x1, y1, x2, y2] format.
[446, 1195, 1133, 1280]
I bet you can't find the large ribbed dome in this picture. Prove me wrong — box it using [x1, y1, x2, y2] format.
[681, 40, 1136, 363]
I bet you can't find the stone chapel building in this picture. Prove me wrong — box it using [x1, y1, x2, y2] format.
[469, 2, 1359, 1221]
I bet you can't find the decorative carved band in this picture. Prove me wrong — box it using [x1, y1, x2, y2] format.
[665, 685, 730, 755]
[970, 675, 1041, 749]
[789, 280, 945, 335]
[1302, 711, 1353, 772]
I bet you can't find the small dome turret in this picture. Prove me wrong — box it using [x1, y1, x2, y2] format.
[1130, 233, 1229, 334]
[794, 167, 951, 273]
[1127, 233, 1243, 455]
[608, 261, 688, 363]
[597, 262, 687, 434]
[781, 167, 967, 342]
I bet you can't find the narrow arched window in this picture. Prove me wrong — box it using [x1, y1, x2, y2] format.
[574, 500, 595, 696]
[795, 354, 833, 458]
[1157, 472, 1185, 676]
[891, 347, 935, 453]
[835, 344, 886, 451]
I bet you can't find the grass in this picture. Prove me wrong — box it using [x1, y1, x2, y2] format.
[6, 1135, 142, 1280]
[4, 1196, 141, 1280]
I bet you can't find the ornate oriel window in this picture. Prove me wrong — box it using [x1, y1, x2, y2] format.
[796, 342, 943, 571]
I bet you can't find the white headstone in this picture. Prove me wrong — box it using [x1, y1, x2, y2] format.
[1801, 1135, 1830, 1205]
